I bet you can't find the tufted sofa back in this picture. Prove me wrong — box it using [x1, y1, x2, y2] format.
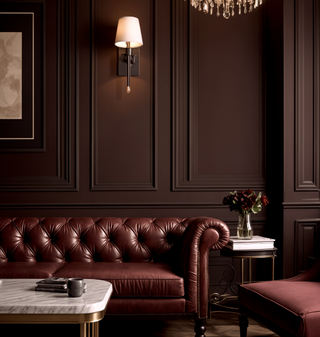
[0, 217, 193, 264]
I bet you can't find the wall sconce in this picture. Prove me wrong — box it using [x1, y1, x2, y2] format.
[115, 16, 143, 94]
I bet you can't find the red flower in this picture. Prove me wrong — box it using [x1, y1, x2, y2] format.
[261, 195, 269, 206]
[222, 189, 269, 215]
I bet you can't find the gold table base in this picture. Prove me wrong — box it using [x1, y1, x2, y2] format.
[0, 309, 106, 337]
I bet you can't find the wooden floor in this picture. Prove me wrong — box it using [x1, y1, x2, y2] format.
[1, 313, 279, 337]
[102, 313, 280, 337]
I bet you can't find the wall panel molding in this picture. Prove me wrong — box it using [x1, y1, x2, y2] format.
[294, 218, 320, 274]
[0, 202, 228, 210]
[172, 0, 266, 192]
[0, 0, 78, 192]
[283, 201, 320, 208]
[295, 0, 320, 191]
[90, 0, 157, 191]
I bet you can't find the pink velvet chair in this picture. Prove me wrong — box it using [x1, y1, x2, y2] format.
[238, 256, 320, 337]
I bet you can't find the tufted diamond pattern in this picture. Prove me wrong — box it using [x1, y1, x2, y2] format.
[0, 217, 189, 264]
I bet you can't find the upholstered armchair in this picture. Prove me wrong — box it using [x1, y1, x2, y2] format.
[238, 255, 320, 337]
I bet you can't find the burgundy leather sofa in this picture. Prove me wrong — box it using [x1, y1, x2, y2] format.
[0, 216, 229, 337]
[238, 255, 320, 337]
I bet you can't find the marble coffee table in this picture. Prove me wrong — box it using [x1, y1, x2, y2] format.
[0, 278, 112, 337]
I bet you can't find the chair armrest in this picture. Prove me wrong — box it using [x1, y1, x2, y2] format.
[180, 217, 230, 318]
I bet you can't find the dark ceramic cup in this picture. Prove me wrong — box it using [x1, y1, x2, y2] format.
[67, 278, 84, 297]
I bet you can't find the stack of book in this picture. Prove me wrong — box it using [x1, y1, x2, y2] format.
[35, 277, 68, 292]
[35, 277, 87, 293]
[224, 236, 275, 251]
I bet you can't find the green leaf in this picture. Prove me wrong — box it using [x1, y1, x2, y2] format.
[252, 204, 262, 214]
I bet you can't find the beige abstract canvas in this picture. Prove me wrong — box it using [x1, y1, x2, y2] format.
[0, 32, 22, 119]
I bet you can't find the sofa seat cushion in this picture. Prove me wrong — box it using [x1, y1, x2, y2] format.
[239, 280, 320, 337]
[0, 262, 65, 278]
[54, 262, 185, 298]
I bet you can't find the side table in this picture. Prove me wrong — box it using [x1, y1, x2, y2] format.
[210, 247, 277, 313]
[220, 247, 277, 285]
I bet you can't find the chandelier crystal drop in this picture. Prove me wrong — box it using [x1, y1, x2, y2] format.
[185, 0, 262, 19]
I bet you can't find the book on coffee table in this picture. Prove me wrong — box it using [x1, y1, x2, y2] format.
[224, 236, 275, 250]
[35, 286, 68, 293]
[35, 279, 67, 292]
[36, 282, 67, 289]
[36, 277, 68, 284]
[35, 279, 87, 293]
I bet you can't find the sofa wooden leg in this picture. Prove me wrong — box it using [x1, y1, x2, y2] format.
[194, 318, 206, 337]
[239, 314, 249, 337]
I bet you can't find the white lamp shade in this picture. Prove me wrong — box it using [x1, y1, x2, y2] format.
[115, 16, 143, 48]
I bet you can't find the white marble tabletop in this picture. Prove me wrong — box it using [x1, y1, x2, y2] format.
[0, 279, 112, 315]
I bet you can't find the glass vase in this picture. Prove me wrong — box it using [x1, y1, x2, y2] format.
[237, 213, 253, 240]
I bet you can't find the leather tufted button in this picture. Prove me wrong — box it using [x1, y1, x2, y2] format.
[137, 235, 145, 243]
[35, 253, 42, 262]
[166, 235, 174, 246]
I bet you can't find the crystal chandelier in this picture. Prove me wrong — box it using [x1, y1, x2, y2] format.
[185, 0, 263, 19]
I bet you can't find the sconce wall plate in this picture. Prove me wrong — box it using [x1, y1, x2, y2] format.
[117, 48, 140, 76]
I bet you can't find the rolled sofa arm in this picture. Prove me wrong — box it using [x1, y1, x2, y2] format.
[180, 217, 230, 319]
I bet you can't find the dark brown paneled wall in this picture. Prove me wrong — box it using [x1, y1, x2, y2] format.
[266, 0, 320, 278]
[0, 0, 78, 191]
[91, 0, 157, 191]
[0, 0, 265, 217]
[0, 0, 318, 282]
[172, 0, 266, 193]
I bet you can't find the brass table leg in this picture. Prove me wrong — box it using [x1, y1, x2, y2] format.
[272, 256, 275, 280]
[80, 321, 99, 337]
[92, 322, 99, 337]
[240, 258, 244, 285]
[80, 323, 87, 337]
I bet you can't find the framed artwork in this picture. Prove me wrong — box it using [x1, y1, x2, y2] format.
[0, 8, 43, 151]
[0, 32, 23, 122]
